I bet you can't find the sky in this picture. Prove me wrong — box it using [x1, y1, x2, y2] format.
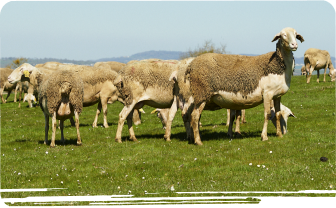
[0, 1, 335, 61]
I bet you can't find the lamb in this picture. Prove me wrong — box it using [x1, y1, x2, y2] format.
[8, 65, 84, 147]
[304, 48, 335, 83]
[94, 61, 126, 72]
[113, 59, 180, 143]
[183, 27, 303, 145]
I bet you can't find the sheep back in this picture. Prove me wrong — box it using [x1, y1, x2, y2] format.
[39, 70, 84, 115]
[60, 65, 118, 86]
[94, 61, 126, 72]
[186, 47, 286, 105]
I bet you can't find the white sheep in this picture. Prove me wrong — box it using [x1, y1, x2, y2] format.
[304, 48, 335, 83]
[183, 27, 304, 145]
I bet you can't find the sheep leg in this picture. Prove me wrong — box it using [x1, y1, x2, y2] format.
[241, 109, 246, 123]
[19, 84, 22, 108]
[227, 109, 236, 138]
[235, 110, 242, 137]
[92, 101, 102, 128]
[307, 65, 314, 84]
[0, 88, 4, 103]
[70, 117, 76, 127]
[101, 97, 109, 128]
[132, 109, 142, 125]
[316, 69, 320, 83]
[261, 96, 272, 141]
[14, 87, 17, 103]
[50, 112, 57, 147]
[226, 109, 230, 126]
[4, 90, 12, 103]
[44, 113, 49, 145]
[324, 66, 327, 82]
[190, 102, 206, 145]
[274, 98, 283, 138]
[181, 98, 193, 143]
[127, 109, 138, 142]
[164, 96, 178, 142]
[60, 120, 65, 145]
[75, 110, 82, 146]
[115, 102, 136, 143]
[182, 111, 193, 144]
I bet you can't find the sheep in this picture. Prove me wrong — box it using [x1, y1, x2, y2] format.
[301, 65, 306, 76]
[113, 59, 180, 143]
[304, 48, 335, 83]
[8, 65, 84, 147]
[35, 61, 69, 70]
[46, 64, 121, 128]
[182, 27, 303, 145]
[1, 68, 22, 106]
[93, 61, 126, 72]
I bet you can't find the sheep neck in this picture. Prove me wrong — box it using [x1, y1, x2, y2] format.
[276, 40, 294, 88]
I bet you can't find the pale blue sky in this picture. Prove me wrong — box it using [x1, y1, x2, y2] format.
[0, 1, 335, 61]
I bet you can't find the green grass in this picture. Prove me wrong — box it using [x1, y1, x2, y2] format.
[1, 75, 335, 204]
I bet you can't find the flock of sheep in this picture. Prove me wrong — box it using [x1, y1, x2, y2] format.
[2, 27, 335, 147]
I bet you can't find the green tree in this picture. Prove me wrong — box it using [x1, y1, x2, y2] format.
[180, 40, 227, 60]
[6, 57, 28, 69]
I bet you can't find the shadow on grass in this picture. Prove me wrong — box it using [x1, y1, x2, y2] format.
[120, 129, 276, 143]
[37, 138, 81, 146]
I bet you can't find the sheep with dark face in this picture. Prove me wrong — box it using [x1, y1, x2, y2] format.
[8, 65, 84, 147]
[304, 48, 335, 83]
[183, 27, 304, 145]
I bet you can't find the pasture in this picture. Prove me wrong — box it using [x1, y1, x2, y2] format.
[1, 75, 335, 205]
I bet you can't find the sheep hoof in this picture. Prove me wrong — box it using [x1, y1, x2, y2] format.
[50, 145, 56, 148]
[104, 125, 109, 128]
[194, 140, 203, 146]
[164, 135, 171, 142]
[261, 135, 268, 141]
[276, 132, 283, 138]
[115, 138, 122, 143]
[129, 136, 138, 142]
[227, 133, 233, 138]
[235, 132, 242, 137]
[77, 142, 82, 146]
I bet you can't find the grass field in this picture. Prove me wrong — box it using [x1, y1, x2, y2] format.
[1, 75, 335, 205]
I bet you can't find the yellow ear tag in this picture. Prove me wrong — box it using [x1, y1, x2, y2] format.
[23, 70, 30, 77]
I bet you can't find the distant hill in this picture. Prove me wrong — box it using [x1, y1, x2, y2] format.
[95, 50, 184, 63]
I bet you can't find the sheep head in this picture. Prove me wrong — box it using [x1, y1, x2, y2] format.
[8, 63, 35, 84]
[57, 82, 73, 117]
[272, 27, 304, 51]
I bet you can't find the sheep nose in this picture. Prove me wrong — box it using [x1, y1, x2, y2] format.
[290, 42, 298, 49]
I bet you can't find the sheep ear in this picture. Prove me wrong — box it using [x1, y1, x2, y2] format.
[289, 113, 296, 118]
[272, 33, 281, 42]
[169, 70, 178, 83]
[296, 34, 304, 43]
